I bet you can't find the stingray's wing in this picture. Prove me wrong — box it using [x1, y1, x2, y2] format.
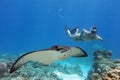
[10, 46, 88, 73]
[10, 49, 62, 73]
[70, 47, 88, 57]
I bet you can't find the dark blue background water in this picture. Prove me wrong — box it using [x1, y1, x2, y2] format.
[0, 0, 120, 58]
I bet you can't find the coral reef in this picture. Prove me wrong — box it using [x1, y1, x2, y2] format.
[9, 62, 84, 80]
[86, 50, 120, 80]
[2, 49, 119, 80]
[101, 66, 120, 80]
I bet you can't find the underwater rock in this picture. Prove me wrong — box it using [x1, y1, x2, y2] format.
[93, 50, 112, 60]
[0, 54, 15, 69]
[0, 62, 8, 78]
[86, 50, 120, 80]
[0, 54, 16, 79]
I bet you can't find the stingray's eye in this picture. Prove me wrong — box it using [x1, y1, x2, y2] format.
[51, 46, 58, 50]
[54, 46, 58, 49]
[56, 47, 63, 51]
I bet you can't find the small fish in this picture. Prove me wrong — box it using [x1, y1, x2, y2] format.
[10, 45, 88, 73]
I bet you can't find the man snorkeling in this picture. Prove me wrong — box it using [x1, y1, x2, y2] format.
[65, 25, 103, 41]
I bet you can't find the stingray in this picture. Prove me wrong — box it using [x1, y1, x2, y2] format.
[10, 45, 88, 73]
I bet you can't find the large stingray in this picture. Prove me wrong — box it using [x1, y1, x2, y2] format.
[10, 45, 88, 73]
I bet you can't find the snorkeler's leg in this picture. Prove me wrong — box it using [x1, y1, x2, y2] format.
[64, 25, 72, 37]
[67, 29, 72, 37]
[70, 28, 77, 34]
[74, 28, 81, 36]
[75, 27, 79, 34]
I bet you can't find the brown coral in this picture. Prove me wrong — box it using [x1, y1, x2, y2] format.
[101, 66, 120, 80]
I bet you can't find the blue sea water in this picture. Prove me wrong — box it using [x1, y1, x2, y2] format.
[0, 0, 120, 59]
[0, 0, 120, 80]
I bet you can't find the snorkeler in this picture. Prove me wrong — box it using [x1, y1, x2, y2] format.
[65, 25, 103, 41]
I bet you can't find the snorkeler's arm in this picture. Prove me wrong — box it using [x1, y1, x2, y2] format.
[96, 35, 103, 41]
